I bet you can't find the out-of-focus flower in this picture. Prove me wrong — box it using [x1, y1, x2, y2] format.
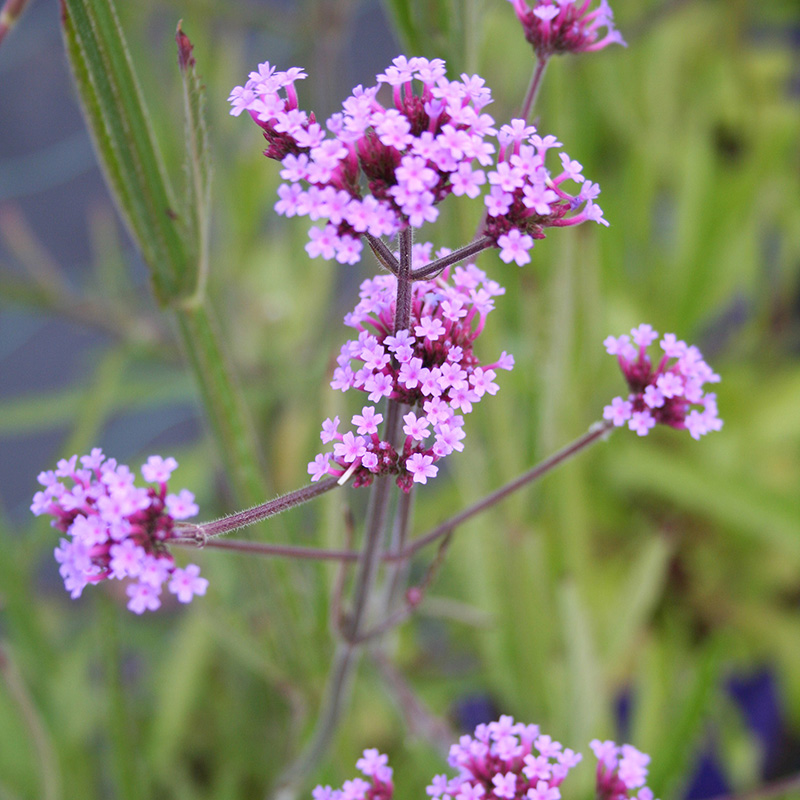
[603, 325, 722, 439]
[318, 717, 658, 800]
[505, 0, 626, 59]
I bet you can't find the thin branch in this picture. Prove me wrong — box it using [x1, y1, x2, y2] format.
[411, 235, 495, 281]
[395, 421, 612, 560]
[364, 233, 399, 275]
[370, 648, 455, 758]
[179, 477, 340, 538]
[172, 536, 361, 561]
[520, 57, 549, 121]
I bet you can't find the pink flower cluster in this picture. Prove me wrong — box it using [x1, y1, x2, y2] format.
[31, 450, 207, 614]
[591, 740, 655, 800]
[505, 0, 626, 58]
[603, 325, 722, 439]
[317, 716, 657, 800]
[308, 244, 513, 491]
[229, 56, 605, 267]
[312, 748, 393, 800]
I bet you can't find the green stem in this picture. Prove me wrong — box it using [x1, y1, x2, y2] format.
[174, 303, 266, 506]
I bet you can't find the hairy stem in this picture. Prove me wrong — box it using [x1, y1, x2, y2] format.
[411, 235, 494, 280]
[180, 477, 339, 538]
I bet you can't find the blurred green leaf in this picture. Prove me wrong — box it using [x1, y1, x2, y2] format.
[61, 0, 191, 304]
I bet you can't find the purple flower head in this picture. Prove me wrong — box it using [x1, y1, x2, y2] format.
[316, 721, 657, 800]
[32, 450, 206, 613]
[231, 56, 501, 264]
[591, 739, 656, 800]
[308, 248, 512, 492]
[232, 57, 605, 267]
[505, 0, 626, 59]
[603, 325, 722, 439]
[478, 122, 608, 265]
[316, 749, 394, 800]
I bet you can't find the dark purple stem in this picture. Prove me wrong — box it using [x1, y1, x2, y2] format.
[364, 233, 400, 275]
[411, 235, 495, 281]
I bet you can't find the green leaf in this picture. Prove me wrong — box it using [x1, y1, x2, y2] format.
[60, 0, 190, 304]
[176, 20, 211, 302]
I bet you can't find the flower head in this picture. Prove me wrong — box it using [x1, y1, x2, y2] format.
[505, 0, 626, 59]
[231, 57, 606, 267]
[32, 450, 206, 613]
[319, 718, 657, 800]
[603, 326, 722, 439]
[308, 246, 512, 491]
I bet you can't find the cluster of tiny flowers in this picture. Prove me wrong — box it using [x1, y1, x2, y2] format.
[229, 56, 605, 267]
[308, 244, 513, 491]
[31, 450, 207, 614]
[603, 325, 722, 439]
[505, 0, 626, 58]
[312, 749, 393, 800]
[316, 717, 657, 800]
[591, 740, 655, 800]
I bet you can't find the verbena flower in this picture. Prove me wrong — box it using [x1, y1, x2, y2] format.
[308, 244, 513, 492]
[591, 740, 655, 800]
[31, 450, 207, 614]
[505, 0, 626, 59]
[313, 747, 394, 800]
[603, 325, 722, 439]
[229, 56, 605, 267]
[317, 717, 657, 800]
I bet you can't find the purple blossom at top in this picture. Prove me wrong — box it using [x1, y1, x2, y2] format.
[505, 0, 626, 58]
[316, 717, 658, 800]
[602, 325, 722, 439]
[230, 56, 607, 267]
[308, 244, 513, 492]
[31, 449, 207, 614]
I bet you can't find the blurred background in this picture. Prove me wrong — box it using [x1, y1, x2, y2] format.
[1, 0, 799, 798]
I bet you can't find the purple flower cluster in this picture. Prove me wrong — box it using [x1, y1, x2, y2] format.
[603, 325, 722, 438]
[318, 716, 657, 800]
[31, 450, 207, 614]
[313, 748, 393, 800]
[229, 57, 605, 267]
[308, 244, 513, 491]
[591, 740, 655, 800]
[505, 0, 626, 58]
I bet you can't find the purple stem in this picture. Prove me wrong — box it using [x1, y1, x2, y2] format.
[395, 421, 612, 560]
[181, 477, 339, 538]
[411, 235, 495, 281]
[520, 56, 549, 121]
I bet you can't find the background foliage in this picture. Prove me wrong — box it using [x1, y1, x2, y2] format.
[1, 1, 799, 799]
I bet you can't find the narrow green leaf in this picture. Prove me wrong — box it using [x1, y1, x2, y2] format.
[558, 580, 604, 744]
[60, 0, 190, 303]
[604, 535, 674, 670]
[176, 21, 211, 301]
